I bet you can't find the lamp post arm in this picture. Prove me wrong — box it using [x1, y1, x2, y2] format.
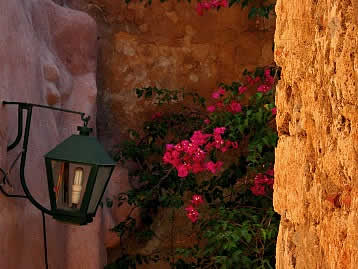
[19, 106, 53, 215]
[7, 105, 23, 151]
[2, 101, 88, 122]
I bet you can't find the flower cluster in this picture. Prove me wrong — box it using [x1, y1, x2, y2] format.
[238, 68, 276, 95]
[185, 194, 204, 222]
[163, 127, 237, 177]
[207, 88, 242, 114]
[196, 0, 229, 16]
[250, 169, 274, 196]
[211, 87, 225, 99]
[205, 127, 238, 153]
[257, 69, 275, 93]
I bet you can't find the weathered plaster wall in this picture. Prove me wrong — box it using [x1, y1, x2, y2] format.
[0, 0, 108, 268]
[67, 0, 275, 146]
[274, 0, 358, 268]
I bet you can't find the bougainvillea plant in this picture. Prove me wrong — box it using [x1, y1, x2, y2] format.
[124, 0, 275, 19]
[105, 65, 281, 269]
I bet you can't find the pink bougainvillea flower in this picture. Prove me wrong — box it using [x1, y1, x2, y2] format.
[174, 143, 184, 152]
[218, 87, 225, 95]
[254, 173, 268, 184]
[231, 141, 238, 149]
[220, 140, 232, 153]
[251, 184, 266, 196]
[195, 0, 229, 16]
[166, 144, 175, 151]
[181, 140, 190, 149]
[257, 84, 270, 93]
[264, 69, 275, 85]
[171, 150, 180, 160]
[205, 142, 214, 151]
[206, 161, 223, 174]
[247, 76, 261, 85]
[215, 161, 223, 172]
[192, 162, 206, 173]
[209, 0, 220, 7]
[163, 152, 172, 164]
[207, 105, 216, 113]
[151, 112, 163, 120]
[191, 194, 204, 206]
[220, 0, 229, 8]
[211, 87, 225, 99]
[202, 1, 211, 9]
[177, 164, 189, 178]
[185, 204, 195, 212]
[192, 149, 206, 162]
[264, 69, 271, 77]
[214, 137, 225, 149]
[187, 209, 199, 223]
[238, 86, 248, 95]
[215, 101, 224, 109]
[196, 3, 204, 15]
[185, 205, 199, 223]
[272, 107, 277, 115]
[266, 178, 274, 187]
[214, 127, 226, 135]
[265, 76, 275, 86]
[265, 168, 274, 177]
[191, 130, 211, 146]
[204, 119, 210, 125]
[229, 101, 242, 113]
[206, 161, 215, 173]
[212, 92, 221, 99]
[250, 173, 274, 196]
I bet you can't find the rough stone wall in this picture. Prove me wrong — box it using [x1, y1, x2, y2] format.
[274, 0, 358, 268]
[0, 0, 108, 268]
[67, 0, 275, 146]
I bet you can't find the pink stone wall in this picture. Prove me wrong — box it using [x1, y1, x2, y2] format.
[0, 0, 108, 268]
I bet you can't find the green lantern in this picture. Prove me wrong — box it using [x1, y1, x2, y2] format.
[0, 101, 118, 268]
[0, 101, 117, 226]
[44, 126, 116, 225]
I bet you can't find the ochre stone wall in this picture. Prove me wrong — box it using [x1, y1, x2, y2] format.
[67, 0, 275, 146]
[274, 0, 358, 268]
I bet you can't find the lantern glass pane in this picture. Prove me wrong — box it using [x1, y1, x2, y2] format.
[88, 166, 112, 214]
[51, 160, 91, 211]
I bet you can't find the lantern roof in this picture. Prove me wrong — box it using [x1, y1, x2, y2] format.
[45, 135, 116, 166]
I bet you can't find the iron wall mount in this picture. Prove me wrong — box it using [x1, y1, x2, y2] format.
[0, 101, 91, 269]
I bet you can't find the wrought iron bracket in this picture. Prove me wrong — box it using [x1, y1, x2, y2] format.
[1, 101, 89, 215]
[1, 101, 90, 269]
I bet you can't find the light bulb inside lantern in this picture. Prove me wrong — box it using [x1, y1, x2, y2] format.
[71, 167, 84, 208]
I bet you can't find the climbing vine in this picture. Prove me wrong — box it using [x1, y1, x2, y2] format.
[105, 65, 280, 269]
[105, 1, 278, 268]
[123, 0, 275, 19]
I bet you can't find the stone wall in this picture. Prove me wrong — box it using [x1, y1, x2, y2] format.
[0, 0, 107, 268]
[67, 0, 275, 147]
[274, 0, 358, 268]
